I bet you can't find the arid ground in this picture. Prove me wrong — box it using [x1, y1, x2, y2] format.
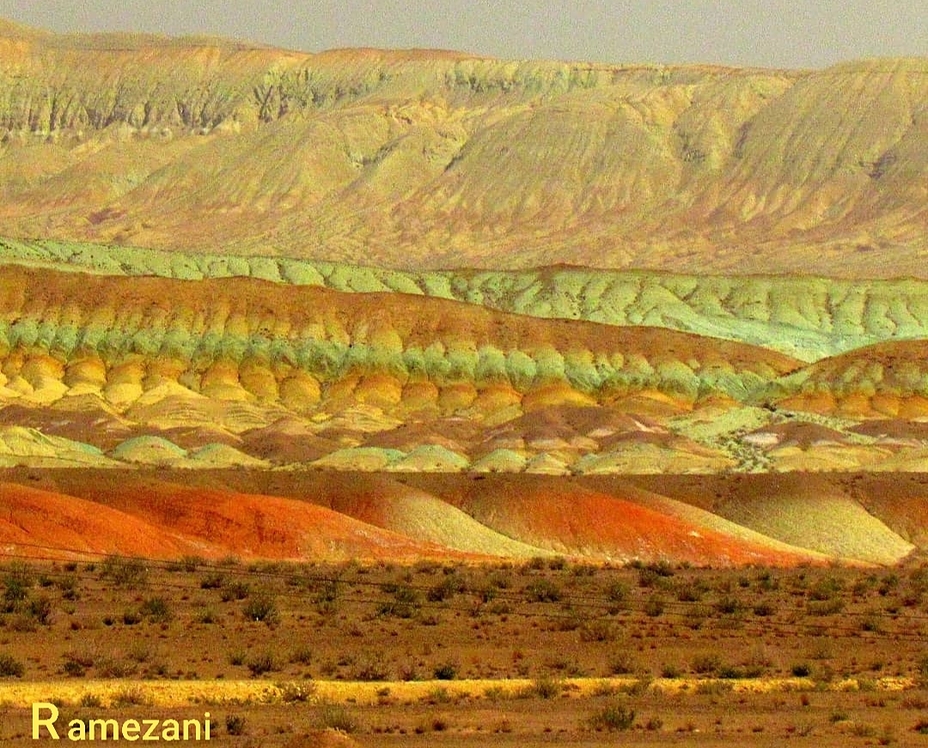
[2, 551, 928, 746]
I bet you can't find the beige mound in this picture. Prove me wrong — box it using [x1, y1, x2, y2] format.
[718, 490, 914, 565]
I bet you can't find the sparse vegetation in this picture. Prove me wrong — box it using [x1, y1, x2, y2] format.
[0, 552, 922, 744]
[139, 596, 172, 623]
[527, 675, 563, 700]
[524, 579, 562, 603]
[246, 651, 278, 677]
[242, 593, 279, 624]
[0, 653, 25, 678]
[318, 704, 359, 734]
[224, 714, 246, 736]
[587, 703, 635, 732]
[99, 556, 148, 589]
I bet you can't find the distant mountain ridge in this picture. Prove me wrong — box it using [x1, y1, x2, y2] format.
[1, 20, 926, 275]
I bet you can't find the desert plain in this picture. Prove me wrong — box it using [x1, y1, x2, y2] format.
[0, 16, 928, 745]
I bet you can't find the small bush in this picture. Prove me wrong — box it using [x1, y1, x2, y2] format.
[219, 581, 250, 602]
[277, 681, 316, 703]
[607, 652, 636, 676]
[487, 571, 512, 589]
[378, 585, 420, 618]
[676, 583, 704, 602]
[529, 675, 562, 699]
[695, 680, 733, 695]
[178, 556, 205, 573]
[637, 568, 661, 588]
[3, 586, 28, 612]
[139, 597, 172, 623]
[57, 575, 79, 601]
[62, 651, 95, 673]
[426, 576, 465, 602]
[3, 562, 33, 605]
[808, 577, 842, 600]
[318, 704, 359, 733]
[126, 643, 151, 664]
[580, 620, 616, 642]
[200, 573, 225, 590]
[243, 593, 279, 624]
[96, 658, 136, 679]
[525, 579, 562, 603]
[100, 557, 148, 588]
[26, 595, 53, 625]
[638, 561, 674, 588]
[692, 653, 722, 675]
[605, 581, 629, 611]
[644, 595, 665, 617]
[715, 596, 741, 615]
[808, 598, 845, 616]
[63, 659, 86, 678]
[525, 556, 548, 572]
[111, 685, 151, 707]
[647, 560, 674, 576]
[850, 722, 876, 738]
[424, 686, 451, 704]
[618, 676, 652, 696]
[228, 650, 247, 667]
[194, 608, 217, 624]
[353, 652, 389, 682]
[718, 665, 752, 680]
[247, 652, 278, 677]
[225, 714, 246, 736]
[554, 610, 583, 632]
[0, 653, 24, 678]
[290, 646, 313, 666]
[588, 703, 635, 732]
[433, 662, 457, 680]
[314, 580, 340, 616]
[861, 614, 883, 633]
[79, 693, 102, 708]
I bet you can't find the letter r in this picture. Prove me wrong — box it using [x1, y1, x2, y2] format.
[33, 702, 60, 739]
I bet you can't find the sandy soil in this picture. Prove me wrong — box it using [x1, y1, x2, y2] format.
[0, 558, 927, 746]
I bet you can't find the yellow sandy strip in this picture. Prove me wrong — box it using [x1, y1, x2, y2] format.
[0, 676, 915, 709]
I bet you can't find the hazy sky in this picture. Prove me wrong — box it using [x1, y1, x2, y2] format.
[1, 1, 925, 69]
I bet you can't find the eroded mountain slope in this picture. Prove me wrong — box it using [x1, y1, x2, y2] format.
[0, 22, 926, 275]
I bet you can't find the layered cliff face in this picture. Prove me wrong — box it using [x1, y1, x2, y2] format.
[0, 264, 795, 471]
[4, 259, 928, 480]
[0, 21, 926, 275]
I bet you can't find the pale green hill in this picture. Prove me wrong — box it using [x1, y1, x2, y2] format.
[5, 238, 928, 361]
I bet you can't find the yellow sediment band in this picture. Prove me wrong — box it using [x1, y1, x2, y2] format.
[0, 676, 914, 709]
